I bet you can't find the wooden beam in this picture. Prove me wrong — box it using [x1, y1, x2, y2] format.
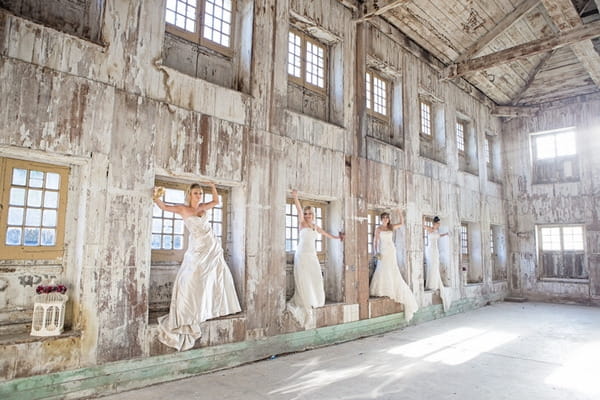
[455, 0, 540, 63]
[511, 50, 555, 105]
[443, 19, 600, 79]
[491, 105, 540, 117]
[355, 0, 410, 22]
[540, 0, 600, 87]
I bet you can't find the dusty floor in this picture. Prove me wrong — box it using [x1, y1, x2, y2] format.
[100, 302, 600, 399]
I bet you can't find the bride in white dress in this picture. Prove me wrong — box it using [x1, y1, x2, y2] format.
[370, 211, 418, 322]
[287, 190, 344, 328]
[425, 216, 452, 312]
[152, 182, 241, 351]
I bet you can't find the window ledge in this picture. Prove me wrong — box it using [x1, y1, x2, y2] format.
[0, 329, 81, 346]
[366, 135, 404, 151]
[284, 109, 346, 131]
[539, 277, 589, 284]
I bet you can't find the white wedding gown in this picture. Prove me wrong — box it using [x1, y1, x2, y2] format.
[158, 214, 241, 351]
[370, 231, 418, 321]
[287, 228, 325, 328]
[426, 231, 452, 312]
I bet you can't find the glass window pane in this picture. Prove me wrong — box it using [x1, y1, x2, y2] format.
[152, 234, 162, 249]
[45, 173, 60, 189]
[163, 219, 173, 234]
[26, 208, 42, 226]
[12, 168, 27, 186]
[29, 170, 44, 188]
[44, 191, 59, 208]
[563, 226, 583, 250]
[9, 188, 26, 206]
[152, 218, 163, 233]
[174, 219, 184, 234]
[42, 210, 57, 227]
[555, 131, 576, 157]
[24, 228, 40, 246]
[6, 227, 22, 245]
[41, 229, 56, 246]
[27, 189, 43, 207]
[541, 227, 561, 250]
[7, 207, 24, 225]
[166, 10, 176, 24]
[173, 235, 184, 249]
[536, 135, 556, 160]
[162, 235, 173, 250]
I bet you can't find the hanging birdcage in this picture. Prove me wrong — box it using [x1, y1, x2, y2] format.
[31, 293, 68, 337]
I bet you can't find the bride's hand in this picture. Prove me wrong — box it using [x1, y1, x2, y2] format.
[153, 187, 165, 201]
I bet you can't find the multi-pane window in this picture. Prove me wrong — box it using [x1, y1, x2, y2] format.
[538, 225, 586, 279]
[534, 129, 576, 160]
[540, 226, 583, 251]
[456, 121, 466, 153]
[285, 200, 325, 260]
[460, 224, 469, 256]
[0, 157, 69, 260]
[287, 29, 327, 92]
[165, 0, 234, 53]
[531, 128, 579, 183]
[484, 137, 490, 165]
[367, 211, 381, 254]
[420, 101, 432, 136]
[490, 229, 495, 254]
[366, 71, 388, 117]
[152, 181, 227, 262]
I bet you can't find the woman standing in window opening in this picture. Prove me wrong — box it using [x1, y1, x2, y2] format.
[287, 189, 344, 328]
[152, 182, 241, 351]
[370, 211, 419, 322]
[424, 216, 452, 312]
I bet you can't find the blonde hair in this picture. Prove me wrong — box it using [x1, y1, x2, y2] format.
[380, 212, 391, 229]
[303, 205, 314, 215]
[184, 183, 203, 206]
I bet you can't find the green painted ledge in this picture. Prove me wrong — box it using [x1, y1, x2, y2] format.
[0, 298, 477, 400]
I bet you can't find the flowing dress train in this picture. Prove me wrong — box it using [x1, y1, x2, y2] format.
[158, 214, 241, 351]
[287, 228, 324, 328]
[426, 232, 452, 312]
[370, 231, 419, 321]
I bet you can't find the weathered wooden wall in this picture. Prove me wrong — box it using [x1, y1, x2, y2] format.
[503, 95, 600, 303]
[0, 0, 517, 385]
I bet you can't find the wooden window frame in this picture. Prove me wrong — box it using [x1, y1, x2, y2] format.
[285, 198, 327, 263]
[456, 120, 466, 155]
[537, 224, 586, 279]
[165, 0, 236, 57]
[419, 100, 433, 139]
[151, 180, 228, 264]
[367, 210, 381, 255]
[0, 157, 69, 260]
[287, 28, 328, 95]
[366, 70, 390, 122]
[460, 223, 469, 262]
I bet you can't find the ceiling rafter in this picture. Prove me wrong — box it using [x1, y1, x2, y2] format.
[455, 0, 540, 63]
[510, 50, 555, 105]
[540, 0, 600, 87]
[355, 0, 410, 22]
[443, 19, 600, 79]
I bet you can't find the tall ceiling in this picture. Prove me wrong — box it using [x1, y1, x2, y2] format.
[356, 0, 600, 108]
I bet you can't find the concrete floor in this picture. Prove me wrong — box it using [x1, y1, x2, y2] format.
[100, 302, 600, 400]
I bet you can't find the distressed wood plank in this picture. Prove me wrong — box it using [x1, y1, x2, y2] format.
[444, 19, 600, 79]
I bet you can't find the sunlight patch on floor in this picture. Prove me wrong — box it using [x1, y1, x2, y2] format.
[545, 341, 600, 396]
